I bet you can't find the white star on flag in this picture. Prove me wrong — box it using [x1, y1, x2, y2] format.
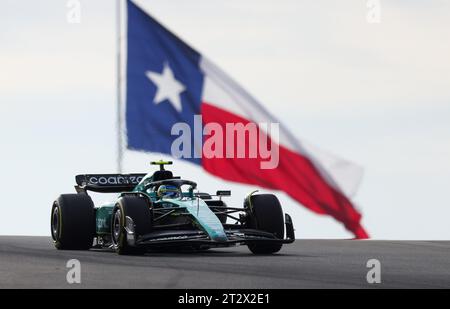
[146, 63, 186, 112]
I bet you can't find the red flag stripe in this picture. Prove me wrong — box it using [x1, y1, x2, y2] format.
[201, 103, 369, 239]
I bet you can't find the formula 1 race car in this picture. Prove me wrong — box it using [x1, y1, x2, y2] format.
[50, 161, 295, 255]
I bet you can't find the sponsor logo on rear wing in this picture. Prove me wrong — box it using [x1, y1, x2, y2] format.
[75, 174, 146, 193]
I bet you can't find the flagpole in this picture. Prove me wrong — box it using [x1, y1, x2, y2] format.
[116, 0, 123, 173]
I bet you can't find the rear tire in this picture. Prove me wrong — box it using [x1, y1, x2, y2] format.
[246, 194, 284, 254]
[111, 196, 153, 255]
[51, 194, 95, 250]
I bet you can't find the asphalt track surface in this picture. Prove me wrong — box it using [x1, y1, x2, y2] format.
[0, 236, 449, 288]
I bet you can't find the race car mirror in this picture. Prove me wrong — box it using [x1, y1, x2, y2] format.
[216, 190, 231, 196]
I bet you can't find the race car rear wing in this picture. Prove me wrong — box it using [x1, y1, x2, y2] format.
[75, 174, 146, 193]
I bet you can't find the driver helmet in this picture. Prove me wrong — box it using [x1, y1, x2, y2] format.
[157, 185, 181, 199]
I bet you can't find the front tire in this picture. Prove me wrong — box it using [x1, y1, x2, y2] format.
[51, 194, 95, 250]
[111, 196, 153, 255]
[245, 194, 284, 254]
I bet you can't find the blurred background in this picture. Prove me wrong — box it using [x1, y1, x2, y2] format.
[1, 0, 449, 239]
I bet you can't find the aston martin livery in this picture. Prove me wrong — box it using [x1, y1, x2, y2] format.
[51, 161, 295, 255]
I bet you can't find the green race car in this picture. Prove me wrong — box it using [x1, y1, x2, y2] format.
[50, 161, 295, 255]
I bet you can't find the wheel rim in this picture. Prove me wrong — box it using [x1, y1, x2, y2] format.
[51, 207, 59, 240]
[112, 208, 122, 245]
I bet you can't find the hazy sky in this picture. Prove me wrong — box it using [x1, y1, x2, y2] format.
[1, 0, 449, 239]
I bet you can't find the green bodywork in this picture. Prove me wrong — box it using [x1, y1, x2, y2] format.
[95, 203, 114, 235]
[94, 173, 228, 242]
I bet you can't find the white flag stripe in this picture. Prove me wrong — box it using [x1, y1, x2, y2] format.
[200, 57, 363, 197]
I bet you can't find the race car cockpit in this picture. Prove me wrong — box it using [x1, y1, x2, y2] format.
[157, 184, 182, 199]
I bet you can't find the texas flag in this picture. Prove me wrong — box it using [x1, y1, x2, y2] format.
[125, 0, 369, 238]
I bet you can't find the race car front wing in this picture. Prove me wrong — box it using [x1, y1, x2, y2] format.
[126, 214, 295, 248]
